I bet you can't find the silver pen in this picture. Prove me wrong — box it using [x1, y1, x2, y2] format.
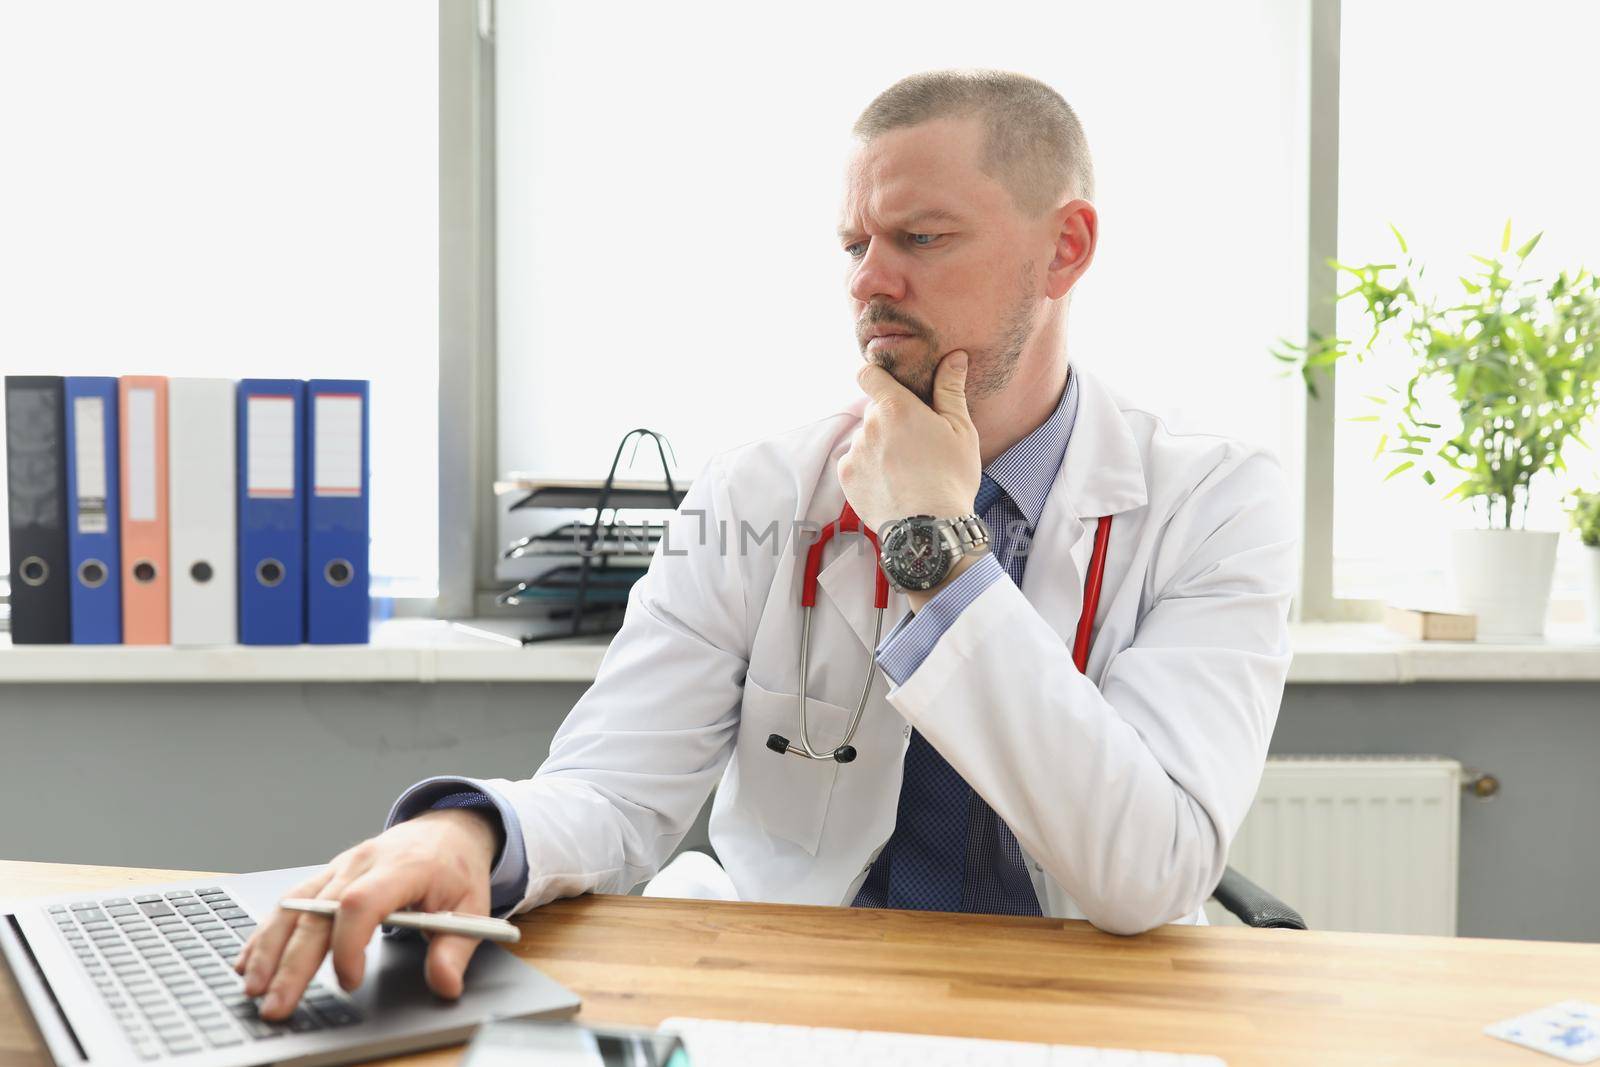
[278, 898, 520, 943]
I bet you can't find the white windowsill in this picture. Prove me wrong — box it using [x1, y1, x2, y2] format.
[0, 620, 611, 685]
[1287, 622, 1600, 683]
[0, 619, 1597, 685]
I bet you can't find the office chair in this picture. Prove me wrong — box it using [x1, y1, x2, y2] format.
[1210, 866, 1307, 929]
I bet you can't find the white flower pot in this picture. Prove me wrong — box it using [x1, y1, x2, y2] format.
[1585, 545, 1600, 636]
[1448, 529, 1559, 640]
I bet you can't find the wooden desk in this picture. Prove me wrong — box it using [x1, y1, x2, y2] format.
[3, 861, 1597, 1066]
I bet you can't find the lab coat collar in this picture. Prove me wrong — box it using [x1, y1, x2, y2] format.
[815, 364, 1147, 656]
[1048, 364, 1149, 523]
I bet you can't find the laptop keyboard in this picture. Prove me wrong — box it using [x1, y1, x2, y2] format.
[46, 887, 364, 1060]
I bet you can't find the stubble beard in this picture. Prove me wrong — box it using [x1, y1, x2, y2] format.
[867, 261, 1038, 407]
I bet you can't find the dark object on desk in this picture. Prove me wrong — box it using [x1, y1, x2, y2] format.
[5, 376, 72, 644]
[499, 428, 687, 645]
[1210, 866, 1308, 930]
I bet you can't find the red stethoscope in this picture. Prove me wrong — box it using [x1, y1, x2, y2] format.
[767, 501, 1113, 763]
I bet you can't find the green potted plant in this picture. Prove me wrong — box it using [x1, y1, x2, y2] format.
[1274, 223, 1600, 637]
[1570, 489, 1600, 634]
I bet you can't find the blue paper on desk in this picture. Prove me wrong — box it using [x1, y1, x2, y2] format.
[1486, 1001, 1600, 1063]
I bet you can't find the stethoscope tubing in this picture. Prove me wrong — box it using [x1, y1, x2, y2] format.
[768, 501, 887, 762]
[769, 502, 1113, 765]
[777, 601, 884, 762]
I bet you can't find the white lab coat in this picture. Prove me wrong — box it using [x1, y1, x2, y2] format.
[480, 366, 1296, 935]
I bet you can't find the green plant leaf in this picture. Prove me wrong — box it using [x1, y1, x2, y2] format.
[1268, 220, 1600, 505]
[1389, 223, 1408, 254]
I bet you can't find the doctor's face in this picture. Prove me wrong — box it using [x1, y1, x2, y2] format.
[839, 114, 1044, 405]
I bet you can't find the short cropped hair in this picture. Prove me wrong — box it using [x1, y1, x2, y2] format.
[851, 69, 1094, 217]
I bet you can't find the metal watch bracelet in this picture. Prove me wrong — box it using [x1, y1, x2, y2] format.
[945, 512, 991, 553]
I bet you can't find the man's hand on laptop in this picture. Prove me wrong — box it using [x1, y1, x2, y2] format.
[232, 807, 501, 1021]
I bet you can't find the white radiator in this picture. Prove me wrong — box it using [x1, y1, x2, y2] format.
[1205, 756, 1462, 935]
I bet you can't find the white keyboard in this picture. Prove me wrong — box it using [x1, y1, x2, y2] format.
[658, 1017, 1227, 1066]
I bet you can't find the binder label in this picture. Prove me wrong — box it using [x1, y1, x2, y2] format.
[313, 394, 363, 497]
[247, 395, 296, 499]
[127, 387, 158, 523]
[72, 395, 109, 534]
[5, 384, 63, 528]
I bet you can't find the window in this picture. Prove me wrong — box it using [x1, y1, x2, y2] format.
[1334, 0, 1600, 608]
[493, 0, 1310, 576]
[0, 1, 438, 598]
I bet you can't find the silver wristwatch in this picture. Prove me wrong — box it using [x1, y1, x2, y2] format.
[877, 513, 991, 592]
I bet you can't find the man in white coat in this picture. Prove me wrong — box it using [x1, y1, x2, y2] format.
[237, 69, 1296, 1021]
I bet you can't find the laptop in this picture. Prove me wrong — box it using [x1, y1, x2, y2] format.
[0, 863, 581, 1066]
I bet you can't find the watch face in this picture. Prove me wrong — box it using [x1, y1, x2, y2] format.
[882, 519, 948, 590]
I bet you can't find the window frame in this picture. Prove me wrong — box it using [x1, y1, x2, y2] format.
[452, 0, 1581, 625]
[0, 2, 1553, 626]
[436, 0, 502, 619]
[1295, 0, 1362, 623]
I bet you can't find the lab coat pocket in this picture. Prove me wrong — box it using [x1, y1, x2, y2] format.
[737, 674, 849, 856]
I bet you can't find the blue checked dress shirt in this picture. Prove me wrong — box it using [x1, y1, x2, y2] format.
[382, 778, 528, 927]
[387, 370, 1078, 917]
[852, 368, 1079, 914]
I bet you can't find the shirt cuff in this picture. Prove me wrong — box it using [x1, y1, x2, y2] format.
[380, 776, 531, 937]
[875, 552, 1006, 686]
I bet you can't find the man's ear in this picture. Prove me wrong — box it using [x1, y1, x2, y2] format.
[1043, 199, 1098, 301]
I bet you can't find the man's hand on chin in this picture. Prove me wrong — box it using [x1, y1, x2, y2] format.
[837, 348, 982, 537]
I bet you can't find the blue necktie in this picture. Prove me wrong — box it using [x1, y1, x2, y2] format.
[853, 474, 1043, 915]
[972, 472, 1004, 530]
